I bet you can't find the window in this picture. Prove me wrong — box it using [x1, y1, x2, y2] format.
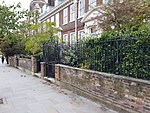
[43, 21, 46, 31]
[78, 0, 85, 18]
[48, 18, 50, 22]
[63, 8, 68, 24]
[56, 13, 59, 27]
[103, 0, 111, 4]
[57, 32, 62, 43]
[51, 16, 54, 22]
[70, 32, 76, 45]
[78, 30, 85, 41]
[45, 19, 49, 31]
[41, 4, 46, 13]
[70, 4, 75, 21]
[63, 34, 68, 45]
[89, 0, 96, 9]
[89, 27, 97, 34]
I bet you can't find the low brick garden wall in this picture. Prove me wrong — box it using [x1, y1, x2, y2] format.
[55, 64, 150, 113]
[18, 58, 32, 71]
[8, 56, 15, 67]
[8, 56, 38, 74]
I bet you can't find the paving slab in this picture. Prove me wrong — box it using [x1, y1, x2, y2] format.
[0, 61, 118, 113]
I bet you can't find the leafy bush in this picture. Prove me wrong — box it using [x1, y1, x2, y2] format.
[60, 45, 78, 66]
[62, 25, 150, 79]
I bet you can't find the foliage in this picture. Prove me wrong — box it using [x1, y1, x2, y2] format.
[0, 32, 25, 56]
[96, 0, 150, 33]
[78, 25, 149, 79]
[0, 2, 27, 56]
[24, 21, 60, 56]
[59, 25, 150, 79]
[81, 0, 150, 79]
[60, 45, 78, 66]
[0, 2, 26, 38]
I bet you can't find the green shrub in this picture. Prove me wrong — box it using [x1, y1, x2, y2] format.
[76, 25, 150, 79]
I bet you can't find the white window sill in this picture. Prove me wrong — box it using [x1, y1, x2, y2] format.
[78, 15, 84, 19]
[69, 20, 75, 23]
[63, 23, 68, 26]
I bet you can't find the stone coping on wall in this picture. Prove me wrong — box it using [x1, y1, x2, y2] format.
[55, 64, 150, 84]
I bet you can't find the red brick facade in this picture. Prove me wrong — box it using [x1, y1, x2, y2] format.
[34, 0, 104, 45]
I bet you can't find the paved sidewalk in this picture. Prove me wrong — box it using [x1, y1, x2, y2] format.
[0, 62, 117, 113]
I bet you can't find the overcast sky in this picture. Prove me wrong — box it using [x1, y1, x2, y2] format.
[0, 0, 31, 10]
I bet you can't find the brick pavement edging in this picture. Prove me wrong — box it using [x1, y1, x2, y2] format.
[55, 64, 150, 113]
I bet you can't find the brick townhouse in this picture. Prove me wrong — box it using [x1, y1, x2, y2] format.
[30, 0, 111, 45]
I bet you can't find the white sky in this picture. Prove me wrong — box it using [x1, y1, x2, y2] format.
[0, 0, 31, 10]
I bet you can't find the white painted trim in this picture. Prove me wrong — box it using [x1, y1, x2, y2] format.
[30, 0, 45, 5]
[39, 0, 73, 22]
[70, 32, 75, 45]
[69, 20, 75, 23]
[63, 34, 68, 45]
[63, 8, 68, 25]
[78, 0, 85, 19]
[81, 6, 104, 23]
[70, 4, 75, 22]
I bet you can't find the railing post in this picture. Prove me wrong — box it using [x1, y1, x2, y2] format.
[40, 62, 46, 78]
[14, 55, 17, 68]
[8, 56, 11, 65]
[115, 40, 119, 75]
[32, 56, 37, 73]
[55, 64, 60, 81]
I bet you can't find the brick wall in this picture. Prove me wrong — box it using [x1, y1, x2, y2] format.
[8, 56, 37, 73]
[55, 64, 150, 113]
[18, 58, 32, 71]
[8, 56, 15, 67]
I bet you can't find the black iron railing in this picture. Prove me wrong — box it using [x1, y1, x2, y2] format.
[43, 38, 60, 78]
[43, 36, 150, 80]
[60, 37, 150, 80]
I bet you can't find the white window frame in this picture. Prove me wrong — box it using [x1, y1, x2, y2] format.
[46, 19, 49, 31]
[103, 0, 111, 4]
[78, 30, 85, 41]
[63, 34, 68, 45]
[90, 27, 97, 34]
[78, 0, 85, 18]
[43, 21, 46, 32]
[56, 13, 59, 27]
[70, 4, 75, 22]
[57, 32, 62, 43]
[89, 0, 97, 9]
[51, 16, 54, 22]
[70, 32, 76, 45]
[63, 8, 68, 25]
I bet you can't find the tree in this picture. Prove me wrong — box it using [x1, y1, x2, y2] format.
[24, 21, 60, 56]
[0, 32, 25, 55]
[95, 0, 150, 34]
[0, 2, 26, 38]
[0, 2, 27, 59]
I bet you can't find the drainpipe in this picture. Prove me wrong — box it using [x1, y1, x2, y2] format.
[74, 0, 78, 43]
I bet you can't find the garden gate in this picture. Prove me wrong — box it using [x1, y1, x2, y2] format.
[43, 38, 60, 78]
